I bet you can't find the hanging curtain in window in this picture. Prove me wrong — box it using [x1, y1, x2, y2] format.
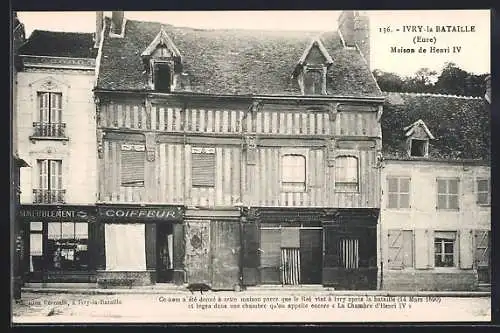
[339, 238, 359, 269]
[105, 223, 146, 271]
[281, 248, 300, 285]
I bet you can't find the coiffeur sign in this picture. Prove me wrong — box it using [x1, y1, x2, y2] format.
[98, 205, 183, 222]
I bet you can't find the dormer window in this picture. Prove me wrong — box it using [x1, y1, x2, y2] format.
[410, 139, 428, 157]
[403, 119, 435, 158]
[293, 38, 333, 96]
[141, 27, 182, 92]
[152, 62, 172, 92]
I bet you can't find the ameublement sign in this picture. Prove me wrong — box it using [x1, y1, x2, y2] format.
[98, 205, 183, 222]
[19, 205, 96, 221]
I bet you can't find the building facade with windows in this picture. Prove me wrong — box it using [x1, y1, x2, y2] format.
[379, 92, 490, 291]
[15, 30, 98, 283]
[93, 11, 384, 289]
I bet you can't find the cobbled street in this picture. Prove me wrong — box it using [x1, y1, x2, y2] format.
[12, 291, 491, 323]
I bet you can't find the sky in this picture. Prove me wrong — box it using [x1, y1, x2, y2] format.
[17, 10, 491, 77]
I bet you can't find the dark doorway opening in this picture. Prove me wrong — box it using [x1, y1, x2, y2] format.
[156, 223, 174, 283]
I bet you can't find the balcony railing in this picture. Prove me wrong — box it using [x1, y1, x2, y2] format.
[33, 189, 66, 204]
[32, 122, 67, 138]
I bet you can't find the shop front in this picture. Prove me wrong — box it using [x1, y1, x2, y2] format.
[240, 208, 379, 290]
[20, 204, 97, 283]
[96, 204, 184, 286]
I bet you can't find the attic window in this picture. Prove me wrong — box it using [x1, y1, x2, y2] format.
[153, 62, 171, 92]
[409, 139, 428, 157]
[304, 67, 326, 95]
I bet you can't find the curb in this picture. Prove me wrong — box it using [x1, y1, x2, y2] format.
[21, 287, 491, 297]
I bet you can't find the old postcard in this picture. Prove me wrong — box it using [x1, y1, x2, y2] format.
[10, 9, 491, 324]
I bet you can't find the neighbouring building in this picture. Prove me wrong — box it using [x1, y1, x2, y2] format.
[93, 11, 384, 289]
[379, 92, 491, 291]
[15, 28, 98, 283]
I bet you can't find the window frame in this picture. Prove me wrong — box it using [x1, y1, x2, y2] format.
[409, 138, 429, 157]
[436, 177, 460, 210]
[386, 176, 411, 209]
[150, 59, 173, 92]
[476, 177, 491, 206]
[334, 152, 360, 193]
[433, 231, 457, 268]
[279, 148, 309, 193]
[302, 65, 327, 96]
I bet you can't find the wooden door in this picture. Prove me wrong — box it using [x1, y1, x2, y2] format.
[299, 229, 322, 284]
[259, 228, 281, 284]
[185, 220, 211, 285]
[210, 221, 240, 290]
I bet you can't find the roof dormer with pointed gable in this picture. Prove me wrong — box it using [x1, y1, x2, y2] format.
[141, 27, 185, 92]
[293, 38, 334, 95]
[403, 119, 434, 158]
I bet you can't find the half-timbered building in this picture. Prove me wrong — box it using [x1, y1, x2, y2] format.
[93, 11, 384, 290]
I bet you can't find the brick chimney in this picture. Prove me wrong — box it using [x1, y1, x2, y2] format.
[111, 11, 124, 35]
[485, 75, 491, 104]
[338, 11, 371, 68]
[94, 11, 103, 48]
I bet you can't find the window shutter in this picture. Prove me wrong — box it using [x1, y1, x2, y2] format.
[121, 150, 145, 187]
[192, 151, 216, 187]
[50, 93, 62, 123]
[39, 93, 50, 123]
[387, 230, 404, 269]
[402, 230, 414, 268]
[414, 229, 429, 269]
[241, 223, 260, 286]
[474, 230, 490, 268]
[459, 229, 473, 269]
[38, 160, 48, 189]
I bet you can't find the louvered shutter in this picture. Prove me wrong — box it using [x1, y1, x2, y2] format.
[241, 223, 259, 286]
[50, 93, 62, 123]
[50, 160, 62, 190]
[474, 230, 490, 267]
[39, 93, 50, 123]
[387, 230, 404, 269]
[192, 151, 216, 187]
[121, 149, 145, 187]
[38, 160, 48, 189]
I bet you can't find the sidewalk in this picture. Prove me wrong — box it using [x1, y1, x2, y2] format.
[21, 284, 492, 297]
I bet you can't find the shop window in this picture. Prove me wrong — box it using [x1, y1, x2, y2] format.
[477, 178, 490, 205]
[191, 147, 216, 187]
[434, 231, 456, 267]
[437, 178, 459, 210]
[121, 144, 145, 187]
[335, 156, 359, 192]
[47, 222, 88, 271]
[387, 177, 410, 209]
[29, 222, 43, 272]
[281, 154, 306, 192]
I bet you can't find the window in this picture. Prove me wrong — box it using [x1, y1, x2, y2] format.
[409, 139, 428, 157]
[303, 68, 325, 95]
[339, 238, 359, 269]
[437, 178, 459, 210]
[48, 222, 89, 271]
[153, 62, 171, 92]
[34, 159, 64, 203]
[29, 222, 43, 272]
[434, 231, 457, 267]
[121, 144, 145, 187]
[281, 154, 306, 192]
[36, 92, 65, 137]
[335, 156, 359, 192]
[192, 147, 216, 187]
[477, 178, 490, 205]
[387, 177, 410, 208]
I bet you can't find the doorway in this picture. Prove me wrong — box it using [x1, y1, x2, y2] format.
[156, 223, 174, 283]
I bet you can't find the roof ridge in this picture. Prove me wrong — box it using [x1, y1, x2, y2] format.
[385, 91, 483, 100]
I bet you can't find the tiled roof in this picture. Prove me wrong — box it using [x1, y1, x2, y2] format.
[382, 92, 490, 161]
[96, 17, 381, 97]
[18, 30, 96, 58]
